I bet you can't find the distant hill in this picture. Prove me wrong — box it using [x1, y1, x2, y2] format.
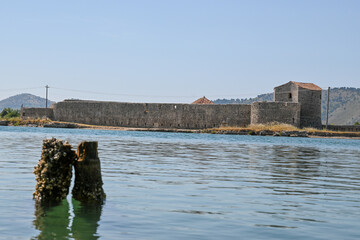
[213, 93, 273, 105]
[213, 87, 360, 125]
[0, 93, 56, 110]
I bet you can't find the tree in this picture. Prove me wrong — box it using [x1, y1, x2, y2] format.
[0, 108, 20, 119]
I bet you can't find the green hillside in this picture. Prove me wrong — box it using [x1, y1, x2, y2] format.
[213, 87, 360, 125]
[0, 93, 56, 110]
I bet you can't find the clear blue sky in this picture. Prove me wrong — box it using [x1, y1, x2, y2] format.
[1, 0, 359, 103]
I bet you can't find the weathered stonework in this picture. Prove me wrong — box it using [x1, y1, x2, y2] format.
[274, 81, 322, 128]
[53, 101, 251, 129]
[251, 102, 301, 127]
[20, 82, 322, 129]
[21, 107, 54, 120]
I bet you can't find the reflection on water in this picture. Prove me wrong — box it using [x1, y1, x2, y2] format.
[32, 200, 71, 239]
[71, 200, 102, 240]
[0, 127, 360, 239]
[32, 199, 103, 240]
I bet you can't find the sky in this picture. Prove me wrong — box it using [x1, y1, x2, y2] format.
[0, 0, 359, 103]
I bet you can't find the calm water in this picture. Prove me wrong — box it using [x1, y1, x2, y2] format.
[0, 126, 359, 240]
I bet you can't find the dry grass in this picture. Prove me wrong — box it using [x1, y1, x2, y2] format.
[247, 123, 300, 132]
[213, 123, 360, 136]
[215, 122, 301, 132]
[4, 117, 52, 126]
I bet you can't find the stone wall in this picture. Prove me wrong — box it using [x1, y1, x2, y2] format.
[250, 102, 301, 127]
[297, 89, 322, 128]
[274, 83, 299, 102]
[274, 82, 322, 129]
[21, 107, 54, 120]
[323, 125, 360, 132]
[53, 100, 251, 129]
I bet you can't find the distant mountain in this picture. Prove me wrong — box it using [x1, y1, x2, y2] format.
[322, 88, 360, 125]
[213, 87, 360, 125]
[0, 93, 56, 110]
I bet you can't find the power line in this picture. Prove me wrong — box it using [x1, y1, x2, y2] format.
[51, 86, 262, 99]
[0, 87, 43, 92]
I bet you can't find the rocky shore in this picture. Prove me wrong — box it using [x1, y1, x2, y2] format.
[200, 128, 360, 139]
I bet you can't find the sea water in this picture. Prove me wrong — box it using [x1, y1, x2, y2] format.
[0, 126, 359, 239]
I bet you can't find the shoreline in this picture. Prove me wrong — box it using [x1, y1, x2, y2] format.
[1, 119, 360, 139]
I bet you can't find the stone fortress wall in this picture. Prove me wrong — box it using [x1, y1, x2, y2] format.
[20, 81, 322, 129]
[20, 107, 54, 120]
[250, 102, 301, 127]
[53, 101, 251, 129]
[274, 81, 322, 128]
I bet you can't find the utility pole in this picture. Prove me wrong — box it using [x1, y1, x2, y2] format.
[45, 85, 49, 119]
[326, 87, 330, 129]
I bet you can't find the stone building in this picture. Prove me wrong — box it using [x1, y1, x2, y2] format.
[274, 81, 322, 128]
[20, 81, 322, 129]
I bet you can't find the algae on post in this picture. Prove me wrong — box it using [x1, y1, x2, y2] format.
[33, 138, 76, 202]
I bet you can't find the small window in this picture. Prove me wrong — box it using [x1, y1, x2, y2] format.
[288, 93, 292, 99]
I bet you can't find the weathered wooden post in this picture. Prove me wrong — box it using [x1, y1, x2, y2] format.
[33, 138, 76, 202]
[72, 141, 106, 203]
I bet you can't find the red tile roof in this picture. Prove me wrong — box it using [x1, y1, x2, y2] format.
[290, 81, 322, 91]
[192, 96, 214, 104]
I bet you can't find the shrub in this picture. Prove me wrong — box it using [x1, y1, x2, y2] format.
[0, 108, 20, 119]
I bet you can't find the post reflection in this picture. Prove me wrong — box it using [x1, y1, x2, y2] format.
[32, 199, 103, 240]
[71, 199, 103, 240]
[32, 200, 71, 239]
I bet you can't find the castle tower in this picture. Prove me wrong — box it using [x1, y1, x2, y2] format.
[274, 81, 322, 128]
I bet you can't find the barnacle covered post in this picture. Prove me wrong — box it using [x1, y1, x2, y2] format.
[33, 138, 76, 202]
[72, 141, 106, 203]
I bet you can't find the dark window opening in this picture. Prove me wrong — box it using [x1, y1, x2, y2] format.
[288, 93, 292, 99]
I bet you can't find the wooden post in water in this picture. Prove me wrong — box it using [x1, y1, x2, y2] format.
[72, 141, 106, 203]
[33, 138, 76, 202]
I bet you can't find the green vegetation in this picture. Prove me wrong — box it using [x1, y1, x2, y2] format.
[355, 122, 360, 126]
[0, 108, 20, 119]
